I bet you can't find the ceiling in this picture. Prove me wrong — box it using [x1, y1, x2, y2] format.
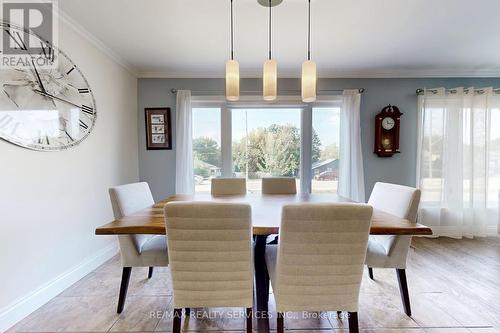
[59, 0, 500, 78]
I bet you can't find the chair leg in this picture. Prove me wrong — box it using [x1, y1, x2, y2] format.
[246, 307, 252, 333]
[172, 308, 182, 333]
[184, 307, 190, 316]
[148, 266, 154, 279]
[277, 312, 284, 333]
[396, 268, 412, 316]
[117, 267, 132, 313]
[368, 267, 374, 280]
[348, 312, 359, 333]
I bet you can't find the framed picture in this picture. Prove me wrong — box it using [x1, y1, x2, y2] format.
[145, 108, 172, 150]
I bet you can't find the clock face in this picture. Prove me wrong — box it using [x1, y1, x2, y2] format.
[0, 23, 96, 151]
[381, 117, 395, 130]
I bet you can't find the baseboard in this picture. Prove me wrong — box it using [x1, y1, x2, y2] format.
[0, 242, 119, 333]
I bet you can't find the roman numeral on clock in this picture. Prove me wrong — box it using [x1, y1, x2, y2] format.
[78, 88, 90, 94]
[5, 30, 27, 50]
[66, 67, 75, 75]
[40, 41, 55, 62]
[79, 119, 89, 130]
[81, 105, 94, 115]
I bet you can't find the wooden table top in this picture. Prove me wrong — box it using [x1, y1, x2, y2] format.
[95, 193, 432, 236]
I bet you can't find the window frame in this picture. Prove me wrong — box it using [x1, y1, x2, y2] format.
[191, 95, 342, 193]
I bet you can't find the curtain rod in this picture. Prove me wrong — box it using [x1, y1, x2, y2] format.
[416, 88, 500, 95]
[170, 88, 365, 94]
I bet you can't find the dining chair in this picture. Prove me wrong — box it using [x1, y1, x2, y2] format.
[211, 177, 247, 195]
[365, 182, 421, 316]
[109, 182, 169, 313]
[261, 177, 297, 194]
[265, 203, 373, 333]
[164, 202, 253, 333]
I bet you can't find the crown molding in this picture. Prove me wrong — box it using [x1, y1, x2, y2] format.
[138, 69, 500, 79]
[57, 8, 138, 77]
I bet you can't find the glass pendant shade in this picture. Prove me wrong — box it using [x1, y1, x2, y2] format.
[263, 59, 277, 101]
[301, 60, 317, 103]
[225, 59, 240, 101]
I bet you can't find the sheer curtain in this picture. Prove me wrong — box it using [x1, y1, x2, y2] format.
[175, 90, 194, 194]
[417, 87, 500, 238]
[338, 89, 365, 202]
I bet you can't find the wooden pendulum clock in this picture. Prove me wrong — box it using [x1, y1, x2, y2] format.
[374, 105, 402, 157]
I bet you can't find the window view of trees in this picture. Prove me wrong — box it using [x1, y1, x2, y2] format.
[312, 107, 340, 193]
[232, 124, 321, 178]
[192, 108, 221, 192]
[192, 107, 342, 194]
[232, 109, 302, 192]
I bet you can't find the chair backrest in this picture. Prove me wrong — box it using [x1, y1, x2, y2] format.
[165, 202, 253, 309]
[367, 182, 421, 263]
[261, 177, 297, 194]
[275, 203, 372, 313]
[368, 182, 421, 222]
[211, 177, 247, 195]
[109, 182, 154, 256]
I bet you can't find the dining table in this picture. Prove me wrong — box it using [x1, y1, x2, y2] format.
[95, 192, 432, 332]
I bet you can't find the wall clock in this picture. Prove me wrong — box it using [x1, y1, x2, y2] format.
[0, 22, 96, 151]
[374, 105, 402, 157]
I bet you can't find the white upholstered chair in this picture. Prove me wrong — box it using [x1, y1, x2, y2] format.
[265, 203, 373, 333]
[261, 177, 297, 195]
[164, 202, 253, 333]
[211, 177, 247, 195]
[365, 182, 421, 316]
[109, 182, 169, 313]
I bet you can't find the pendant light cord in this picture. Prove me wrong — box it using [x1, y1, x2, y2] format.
[230, 0, 234, 60]
[268, 0, 272, 60]
[307, 0, 311, 60]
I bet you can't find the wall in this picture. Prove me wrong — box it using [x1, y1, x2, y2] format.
[0, 18, 139, 330]
[138, 77, 500, 201]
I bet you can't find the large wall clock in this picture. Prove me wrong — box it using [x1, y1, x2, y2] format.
[0, 22, 96, 151]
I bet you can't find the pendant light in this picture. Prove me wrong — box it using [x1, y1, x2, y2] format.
[301, 0, 316, 103]
[263, 0, 277, 101]
[226, 0, 239, 101]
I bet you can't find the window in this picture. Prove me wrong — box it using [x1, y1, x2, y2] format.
[419, 107, 445, 204]
[192, 108, 221, 193]
[417, 91, 500, 237]
[311, 107, 340, 193]
[191, 97, 343, 194]
[232, 108, 301, 193]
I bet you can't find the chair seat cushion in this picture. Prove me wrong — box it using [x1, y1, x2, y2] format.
[135, 235, 169, 267]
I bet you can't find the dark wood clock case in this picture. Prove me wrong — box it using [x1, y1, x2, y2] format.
[374, 105, 402, 157]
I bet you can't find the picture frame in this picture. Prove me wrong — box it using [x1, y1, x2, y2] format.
[145, 108, 172, 150]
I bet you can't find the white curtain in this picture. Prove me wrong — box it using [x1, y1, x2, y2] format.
[175, 90, 194, 195]
[338, 89, 365, 202]
[417, 87, 500, 238]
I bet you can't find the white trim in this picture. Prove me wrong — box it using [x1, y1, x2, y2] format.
[191, 95, 342, 107]
[0, 242, 119, 332]
[138, 69, 500, 79]
[221, 107, 232, 177]
[57, 8, 138, 77]
[300, 107, 313, 194]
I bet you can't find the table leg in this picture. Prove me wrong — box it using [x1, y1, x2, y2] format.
[254, 234, 270, 332]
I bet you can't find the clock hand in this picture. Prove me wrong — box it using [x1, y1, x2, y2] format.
[33, 89, 82, 110]
[31, 59, 47, 93]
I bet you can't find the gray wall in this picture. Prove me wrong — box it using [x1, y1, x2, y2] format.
[138, 77, 500, 201]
